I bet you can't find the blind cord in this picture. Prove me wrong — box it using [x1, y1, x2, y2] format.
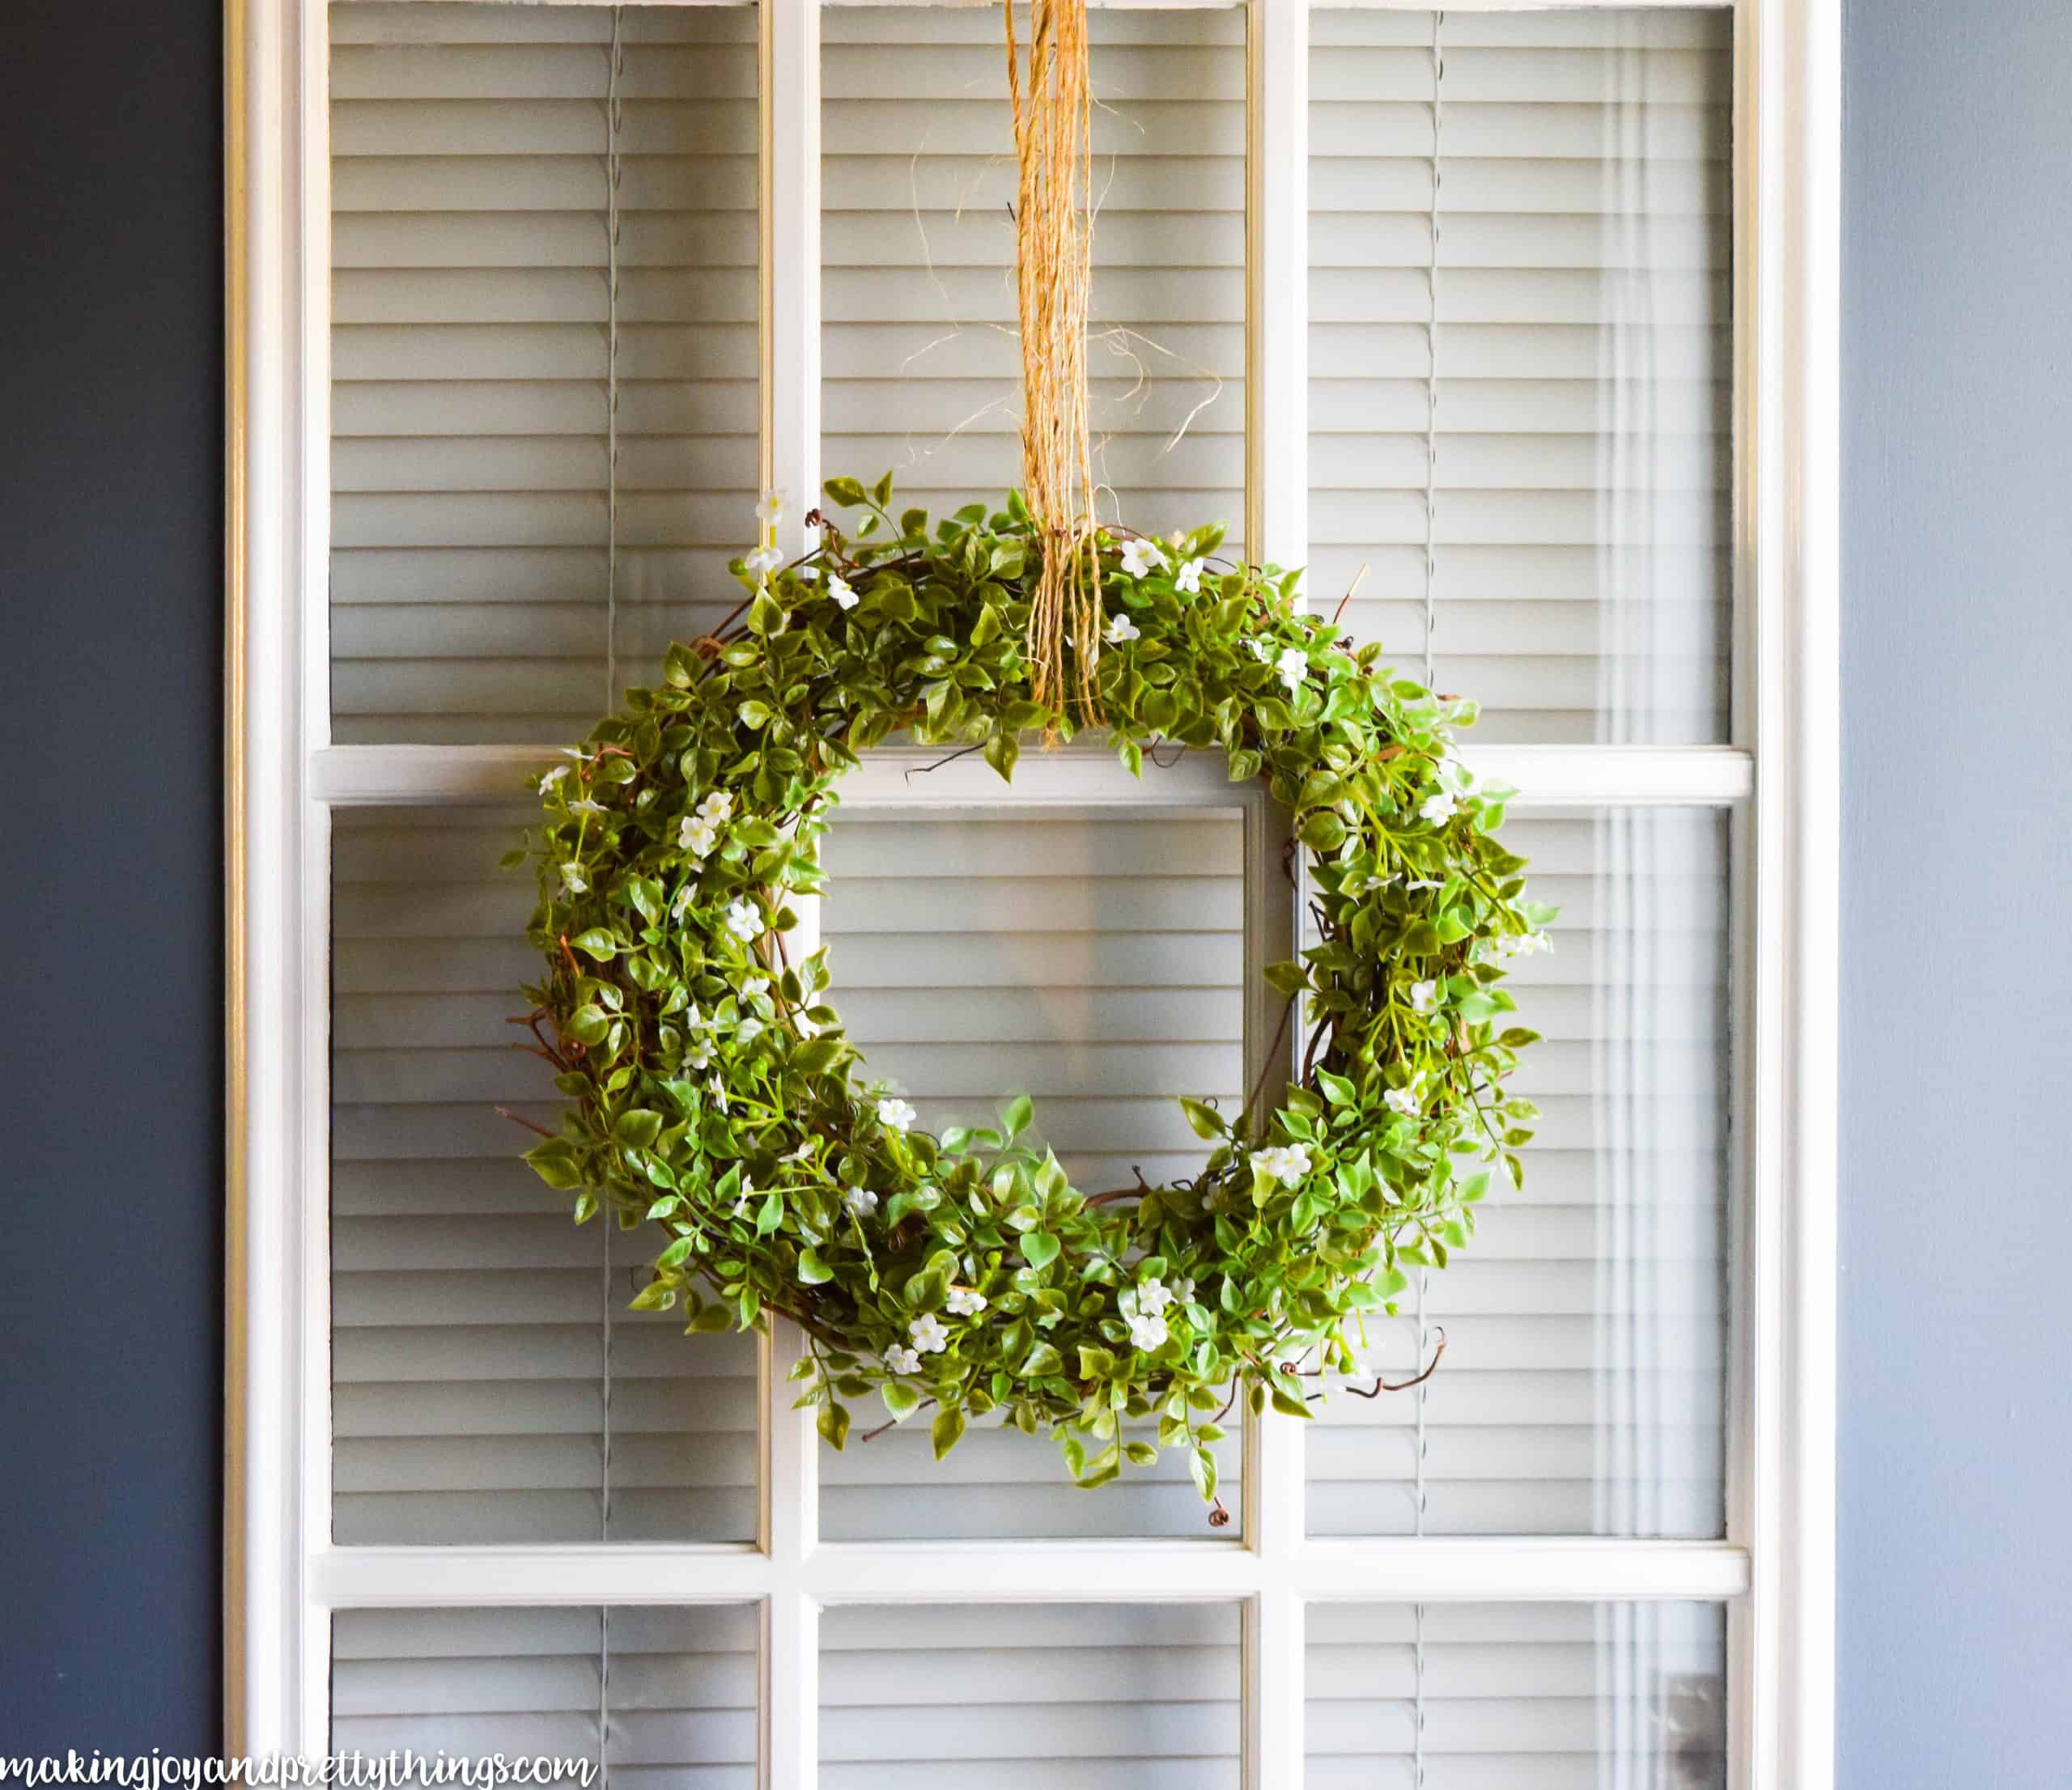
[604, 7, 626, 710]
[1420, 10, 1446, 692]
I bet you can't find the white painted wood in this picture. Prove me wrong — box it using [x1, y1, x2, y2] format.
[1737, 0, 1839, 1787]
[766, 0, 820, 554]
[312, 740, 1757, 807]
[311, 1538, 1750, 1607]
[1250, 0, 1307, 575]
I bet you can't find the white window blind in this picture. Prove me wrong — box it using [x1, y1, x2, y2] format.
[817, 808, 1247, 1541]
[331, 1604, 758, 1787]
[332, 808, 757, 1543]
[1306, 1601, 1726, 1789]
[1308, 808, 1728, 1538]
[330, 2, 759, 744]
[1309, 8, 1732, 743]
[821, 1604, 1242, 1790]
[822, 4, 1246, 545]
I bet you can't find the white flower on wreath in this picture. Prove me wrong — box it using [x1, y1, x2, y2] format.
[1174, 557, 1206, 596]
[724, 898, 762, 942]
[1250, 1143, 1313, 1187]
[1418, 789, 1459, 826]
[1385, 1084, 1422, 1118]
[827, 571, 860, 611]
[1119, 537, 1167, 578]
[558, 862, 588, 895]
[539, 765, 568, 791]
[844, 1186, 879, 1219]
[1172, 1275, 1195, 1304]
[743, 543, 783, 577]
[671, 885, 696, 922]
[783, 1141, 814, 1164]
[1105, 611, 1141, 645]
[736, 1016, 764, 1045]
[945, 1286, 987, 1317]
[698, 790, 734, 825]
[883, 1344, 921, 1375]
[569, 798, 607, 816]
[732, 1173, 755, 1216]
[909, 1313, 949, 1355]
[877, 1096, 917, 1134]
[1245, 637, 1272, 662]
[679, 814, 719, 858]
[1134, 1276, 1175, 1317]
[685, 1040, 713, 1072]
[754, 490, 786, 527]
[1274, 646, 1309, 696]
[1409, 978, 1439, 1014]
[742, 974, 769, 1002]
[1127, 1311, 1170, 1351]
[707, 1076, 728, 1112]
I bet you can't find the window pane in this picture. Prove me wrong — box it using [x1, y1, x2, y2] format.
[332, 808, 756, 1542]
[822, 4, 1246, 548]
[822, 1603, 1241, 1789]
[1307, 1601, 1727, 1788]
[1309, 8, 1733, 742]
[1307, 808, 1729, 1537]
[332, 1604, 757, 1787]
[329, 2, 760, 744]
[817, 810, 1245, 1540]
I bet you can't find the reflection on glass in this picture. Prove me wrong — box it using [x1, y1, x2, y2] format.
[1308, 809, 1728, 1538]
[1308, 7, 1732, 742]
[1307, 1601, 1727, 1789]
[824, 1604, 1242, 1789]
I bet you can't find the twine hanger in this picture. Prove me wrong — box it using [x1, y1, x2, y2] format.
[1004, 0, 1103, 726]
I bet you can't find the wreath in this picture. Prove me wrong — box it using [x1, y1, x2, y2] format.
[518, 476, 1549, 1504]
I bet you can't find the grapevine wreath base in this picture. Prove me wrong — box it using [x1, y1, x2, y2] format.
[520, 478, 1548, 1501]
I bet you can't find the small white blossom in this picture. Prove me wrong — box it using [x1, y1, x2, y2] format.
[945, 1286, 987, 1317]
[1172, 1276, 1195, 1304]
[732, 1173, 755, 1216]
[741, 975, 769, 1001]
[685, 1041, 713, 1071]
[743, 543, 783, 576]
[1250, 1143, 1314, 1186]
[1385, 1084, 1422, 1118]
[877, 1096, 917, 1133]
[883, 1344, 922, 1375]
[678, 814, 719, 858]
[558, 863, 588, 895]
[569, 798, 607, 815]
[1119, 537, 1168, 578]
[909, 1313, 949, 1355]
[1246, 638, 1272, 661]
[724, 898, 762, 942]
[539, 766, 568, 790]
[1418, 790, 1459, 826]
[1409, 979, 1438, 1014]
[1127, 1312, 1170, 1351]
[783, 1141, 814, 1163]
[754, 489, 786, 526]
[844, 1186, 879, 1219]
[1174, 557, 1206, 595]
[698, 790, 734, 825]
[1105, 611, 1141, 645]
[1406, 877, 1444, 892]
[671, 885, 695, 920]
[707, 1076, 728, 1112]
[1274, 646, 1309, 696]
[826, 572, 860, 611]
[1135, 1276, 1175, 1317]
[736, 1016, 764, 1045]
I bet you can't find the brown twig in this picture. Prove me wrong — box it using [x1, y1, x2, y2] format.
[495, 1105, 557, 1140]
[1342, 1327, 1448, 1398]
[1330, 561, 1370, 629]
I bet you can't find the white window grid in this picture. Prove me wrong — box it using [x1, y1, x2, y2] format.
[223, 0, 1841, 1785]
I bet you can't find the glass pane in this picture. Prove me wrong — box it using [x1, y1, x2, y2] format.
[329, 2, 761, 744]
[331, 808, 757, 1543]
[1307, 1601, 1727, 1788]
[822, 4, 1246, 548]
[1309, 8, 1733, 742]
[1307, 808, 1729, 1537]
[332, 1604, 758, 1787]
[822, 1603, 1242, 1789]
[817, 809, 1245, 1540]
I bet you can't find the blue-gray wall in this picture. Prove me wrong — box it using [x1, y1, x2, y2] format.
[1840, 2, 2072, 1784]
[3, 0, 2071, 1780]
[0, 1, 224, 1750]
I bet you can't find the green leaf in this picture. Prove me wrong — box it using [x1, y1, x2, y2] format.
[823, 476, 868, 508]
[524, 1137, 584, 1190]
[881, 1380, 921, 1420]
[653, 1235, 695, 1270]
[570, 928, 619, 961]
[1000, 1092, 1034, 1139]
[1179, 1096, 1228, 1140]
[817, 1399, 851, 1449]
[931, 1406, 967, 1460]
[614, 1108, 663, 1147]
[755, 1189, 783, 1235]
[1189, 1444, 1218, 1504]
[796, 1247, 832, 1285]
[1021, 1230, 1060, 1270]
[1078, 1345, 1118, 1379]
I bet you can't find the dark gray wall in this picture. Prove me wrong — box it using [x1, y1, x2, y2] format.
[0, 2, 224, 1750]
[1841, 0, 2072, 1784]
[2, 0, 2071, 1779]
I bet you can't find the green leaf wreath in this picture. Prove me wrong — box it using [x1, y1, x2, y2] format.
[518, 476, 1551, 1501]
